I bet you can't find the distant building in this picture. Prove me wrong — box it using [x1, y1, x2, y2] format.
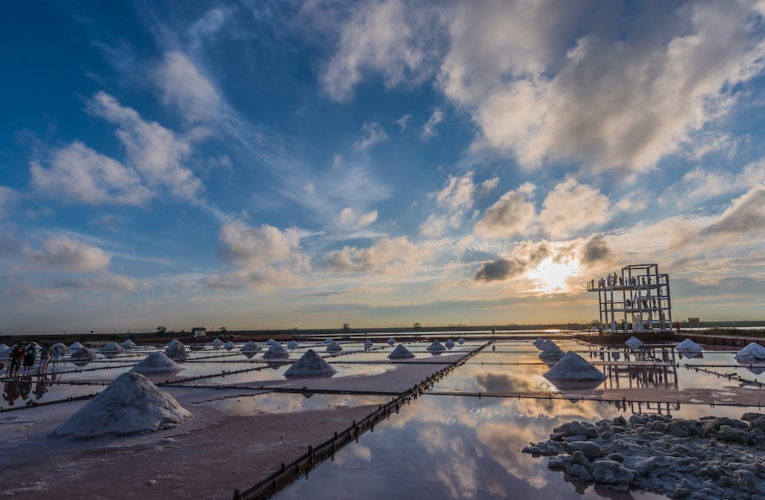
[191, 327, 207, 338]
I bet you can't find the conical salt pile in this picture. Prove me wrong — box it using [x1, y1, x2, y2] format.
[736, 342, 765, 361]
[533, 337, 546, 350]
[71, 347, 95, 360]
[166, 339, 182, 348]
[544, 352, 607, 381]
[267, 338, 277, 345]
[54, 372, 190, 439]
[224, 341, 236, 350]
[288, 340, 299, 350]
[625, 336, 643, 349]
[326, 341, 343, 352]
[386, 337, 396, 345]
[388, 344, 415, 359]
[165, 341, 188, 361]
[51, 343, 68, 353]
[364, 339, 373, 349]
[263, 343, 289, 359]
[324, 337, 334, 344]
[284, 349, 337, 378]
[445, 339, 455, 350]
[121, 339, 136, 350]
[69, 341, 84, 350]
[211, 338, 224, 349]
[676, 339, 703, 353]
[539, 341, 565, 361]
[457, 337, 466, 345]
[241, 341, 261, 353]
[0, 343, 8, 354]
[427, 340, 446, 352]
[131, 352, 183, 374]
[101, 342, 124, 354]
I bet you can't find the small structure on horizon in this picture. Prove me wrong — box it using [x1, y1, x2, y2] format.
[191, 327, 207, 338]
[587, 264, 673, 334]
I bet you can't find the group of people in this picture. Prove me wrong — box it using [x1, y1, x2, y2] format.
[593, 273, 655, 289]
[2, 373, 56, 407]
[4, 343, 63, 377]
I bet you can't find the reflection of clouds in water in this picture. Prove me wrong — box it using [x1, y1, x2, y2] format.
[417, 427, 479, 499]
[475, 371, 553, 393]
[333, 443, 372, 466]
[476, 421, 548, 489]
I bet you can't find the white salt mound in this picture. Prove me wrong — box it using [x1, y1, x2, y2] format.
[211, 338, 224, 349]
[288, 340, 299, 350]
[324, 338, 333, 344]
[101, 342, 124, 354]
[539, 342, 565, 360]
[131, 352, 183, 374]
[457, 337, 466, 345]
[71, 347, 95, 360]
[165, 342, 188, 361]
[69, 341, 84, 350]
[263, 343, 289, 359]
[284, 349, 337, 378]
[386, 337, 396, 345]
[675, 339, 703, 353]
[267, 338, 277, 345]
[544, 352, 606, 381]
[364, 339, 373, 348]
[166, 339, 182, 348]
[427, 340, 446, 352]
[121, 339, 136, 350]
[445, 339, 455, 350]
[388, 344, 415, 359]
[241, 341, 261, 353]
[326, 341, 343, 352]
[736, 342, 765, 361]
[625, 336, 643, 349]
[533, 337, 547, 349]
[224, 341, 236, 350]
[54, 372, 190, 439]
[51, 343, 68, 353]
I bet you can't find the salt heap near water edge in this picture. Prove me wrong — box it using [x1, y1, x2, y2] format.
[131, 352, 183, 374]
[457, 337, 466, 345]
[167, 339, 182, 348]
[324, 338, 333, 344]
[288, 340, 299, 350]
[101, 342, 124, 354]
[533, 337, 547, 350]
[71, 347, 95, 360]
[121, 339, 136, 350]
[224, 341, 235, 350]
[445, 339, 455, 350]
[427, 340, 446, 352]
[284, 349, 337, 378]
[326, 341, 343, 352]
[54, 372, 190, 439]
[364, 339, 373, 349]
[625, 336, 643, 349]
[539, 341, 565, 361]
[241, 341, 261, 353]
[51, 343, 68, 353]
[388, 344, 415, 359]
[267, 338, 277, 345]
[736, 342, 765, 361]
[69, 341, 84, 350]
[676, 339, 703, 353]
[386, 337, 396, 345]
[211, 338, 224, 349]
[544, 352, 606, 381]
[165, 341, 188, 361]
[263, 343, 289, 359]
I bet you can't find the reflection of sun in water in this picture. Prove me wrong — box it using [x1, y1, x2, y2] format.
[527, 257, 579, 293]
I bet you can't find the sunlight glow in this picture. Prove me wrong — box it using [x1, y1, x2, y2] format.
[527, 257, 579, 294]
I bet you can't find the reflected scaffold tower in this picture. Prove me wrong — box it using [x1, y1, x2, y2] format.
[587, 264, 673, 334]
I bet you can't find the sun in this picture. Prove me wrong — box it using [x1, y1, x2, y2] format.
[527, 257, 579, 293]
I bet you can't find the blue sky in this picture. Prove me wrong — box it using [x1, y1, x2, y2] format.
[2, 0, 765, 333]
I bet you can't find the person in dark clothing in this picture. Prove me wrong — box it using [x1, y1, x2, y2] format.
[6, 345, 25, 377]
[23, 347, 36, 371]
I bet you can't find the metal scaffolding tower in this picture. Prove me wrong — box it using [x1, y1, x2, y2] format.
[587, 264, 673, 334]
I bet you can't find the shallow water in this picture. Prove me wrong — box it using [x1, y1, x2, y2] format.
[196, 392, 390, 416]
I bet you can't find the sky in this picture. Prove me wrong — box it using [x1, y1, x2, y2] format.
[2, 0, 765, 334]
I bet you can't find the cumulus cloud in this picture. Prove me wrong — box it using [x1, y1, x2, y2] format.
[419, 214, 450, 238]
[478, 177, 499, 197]
[325, 236, 431, 274]
[87, 91, 200, 198]
[703, 183, 765, 236]
[538, 178, 611, 238]
[24, 236, 111, 272]
[337, 206, 378, 230]
[30, 142, 151, 206]
[433, 172, 475, 212]
[421, 108, 444, 140]
[354, 121, 389, 150]
[671, 160, 765, 208]
[0, 185, 18, 218]
[53, 271, 137, 292]
[474, 241, 549, 282]
[580, 234, 611, 265]
[474, 182, 536, 239]
[153, 52, 221, 122]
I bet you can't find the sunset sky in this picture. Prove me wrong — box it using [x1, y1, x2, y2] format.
[2, 1, 765, 333]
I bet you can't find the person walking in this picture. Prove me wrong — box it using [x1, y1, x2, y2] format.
[50, 346, 62, 369]
[38, 345, 51, 373]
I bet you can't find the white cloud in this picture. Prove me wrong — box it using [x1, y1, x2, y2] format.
[153, 52, 221, 122]
[671, 159, 765, 208]
[396, 114, 411, 131]
[325, 236, 432, 274]
[421, 108, 444, 140]
[434, 172, 475, 213]
[24, 236, 111, 272]
[30, 141, 151, 206]
[54, 271, 137, 292]
[337, 206, 378, 230]
[478, 177, 500, 196]
[474, 182, 536, 239]
[703, 183, 765, 237]
[354, 121, 389, 150]
[419, 214, 449, 238]
[0, 185, 18, 218]
[87, 91, 201, 198]
[538, 178, 611, 238]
